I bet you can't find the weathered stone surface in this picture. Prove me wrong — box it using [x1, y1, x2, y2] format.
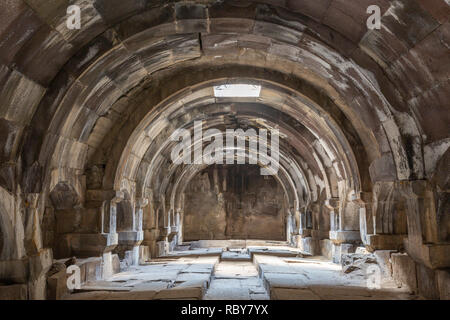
[391, 253, 417, 293]
[437, 269, 450, 300]
[373, 250, 396, 278]
[416, 263, 440, 299]
[0, 0, 447, 301]
[0, 284, 27, 300]
[0, 259, 29, 284]
[341, 253, 377, 274]
[184, 165, 286, 241]
[320, 239, 332, 260]
[46, 263, 68, 300]
[323, 0, 390, 43]
[360, 0, 440, 67]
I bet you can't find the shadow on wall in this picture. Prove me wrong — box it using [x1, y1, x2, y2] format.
[183, 164, 287, 241]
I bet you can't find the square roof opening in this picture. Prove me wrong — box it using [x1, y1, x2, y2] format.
[214, 84, 261, 97]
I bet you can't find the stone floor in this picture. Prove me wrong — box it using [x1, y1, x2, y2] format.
[204, 256, 270, 300]
[64, 244, 422, 300]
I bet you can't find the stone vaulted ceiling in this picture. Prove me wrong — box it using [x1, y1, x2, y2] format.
[0, 0, 448, 300]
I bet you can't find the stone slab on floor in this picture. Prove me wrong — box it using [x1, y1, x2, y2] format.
[204, 260, 270, 300]
[64, 249, 423, 300]
[64, 254, 219, 300]
[253, 254, 422, 300]
[221, 251, 252, 261]
[164, 248, 223, 258]
[176, 272, 211, 283]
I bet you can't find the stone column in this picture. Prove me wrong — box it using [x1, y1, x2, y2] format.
[156, 201, 170, 257]
[175, 209, 182, 244]
[366, 182, 408, 251]
[326, 197, 361, 263]
[286, 209, 295, 246]
[403, 181, 450, 270]
[167, 208, 181, 251]
[54, 190, 119, 263]
[135, 198, 148, 264]
[296, 203, 320, 255]
[357, 192, 373, 246]
[116, 195, 144, 266]
[0, 189, 53, 299]
[100, 192, 121, 278]
[142, 199, 161, 259]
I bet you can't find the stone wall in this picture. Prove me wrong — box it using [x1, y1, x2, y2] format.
[183, 165, 286, 241]
[0, 0, 448, 300]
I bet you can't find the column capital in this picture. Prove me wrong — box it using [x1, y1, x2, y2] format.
[111, 190, 124, 203]
[324, 198, 340, 210]
[329, 230, 361, 244]
[136, 198, 149, 208]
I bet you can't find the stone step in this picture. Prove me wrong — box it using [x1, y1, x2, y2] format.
[221, 251, 252, 261]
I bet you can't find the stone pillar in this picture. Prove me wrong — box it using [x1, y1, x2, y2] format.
[0, 189, 54, 300]
[366, 182, 408, 251]
[157, 224, 170, 257]
[149, 199, 171, 257]
[295, 203, 321, 255]
[142, 199, 161, 259]
[115, 195, 144, 266]
[358, 192, 373, 246]
[53, 190, 119, 261]
[167, 208, 181, 251]
[402, 181, 450, 270]
[286, 209, 292, 244]
[100, 192, 120, 277]
[295, 207, 310, 247]
[174, 209, 183, 244]
[326, 197, 361, 263]
[387, 181, 449, 299]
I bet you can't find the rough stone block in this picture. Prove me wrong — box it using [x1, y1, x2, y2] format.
[416, 263, 440, 299]
[366, 234, 406, 251]
[28, 274, 47, 300]
[112, 254, 120, 275]
[271, 287, 320, 300]
[285, 0, 331, 21]
[155, 285, 203, 300]
[297, 237, 319, 256]
[329, 231, 361, 244]
[319, 239, 332, 260]
[391, 253, 417, 293]
[373, 250, 396, 278]
[139, 246, 150, 264]
[437, 269, 450, 300]
[0, 284, 27, 300]
[47, 268, 68, 300]
[340, 243, 357, 254]
[29, 248, 53, 281]
[0, 259, 29, 284]
[341, 253, 377, 274]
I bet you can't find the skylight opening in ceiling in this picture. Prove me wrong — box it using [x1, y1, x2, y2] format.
[214, 84, 261, 97]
